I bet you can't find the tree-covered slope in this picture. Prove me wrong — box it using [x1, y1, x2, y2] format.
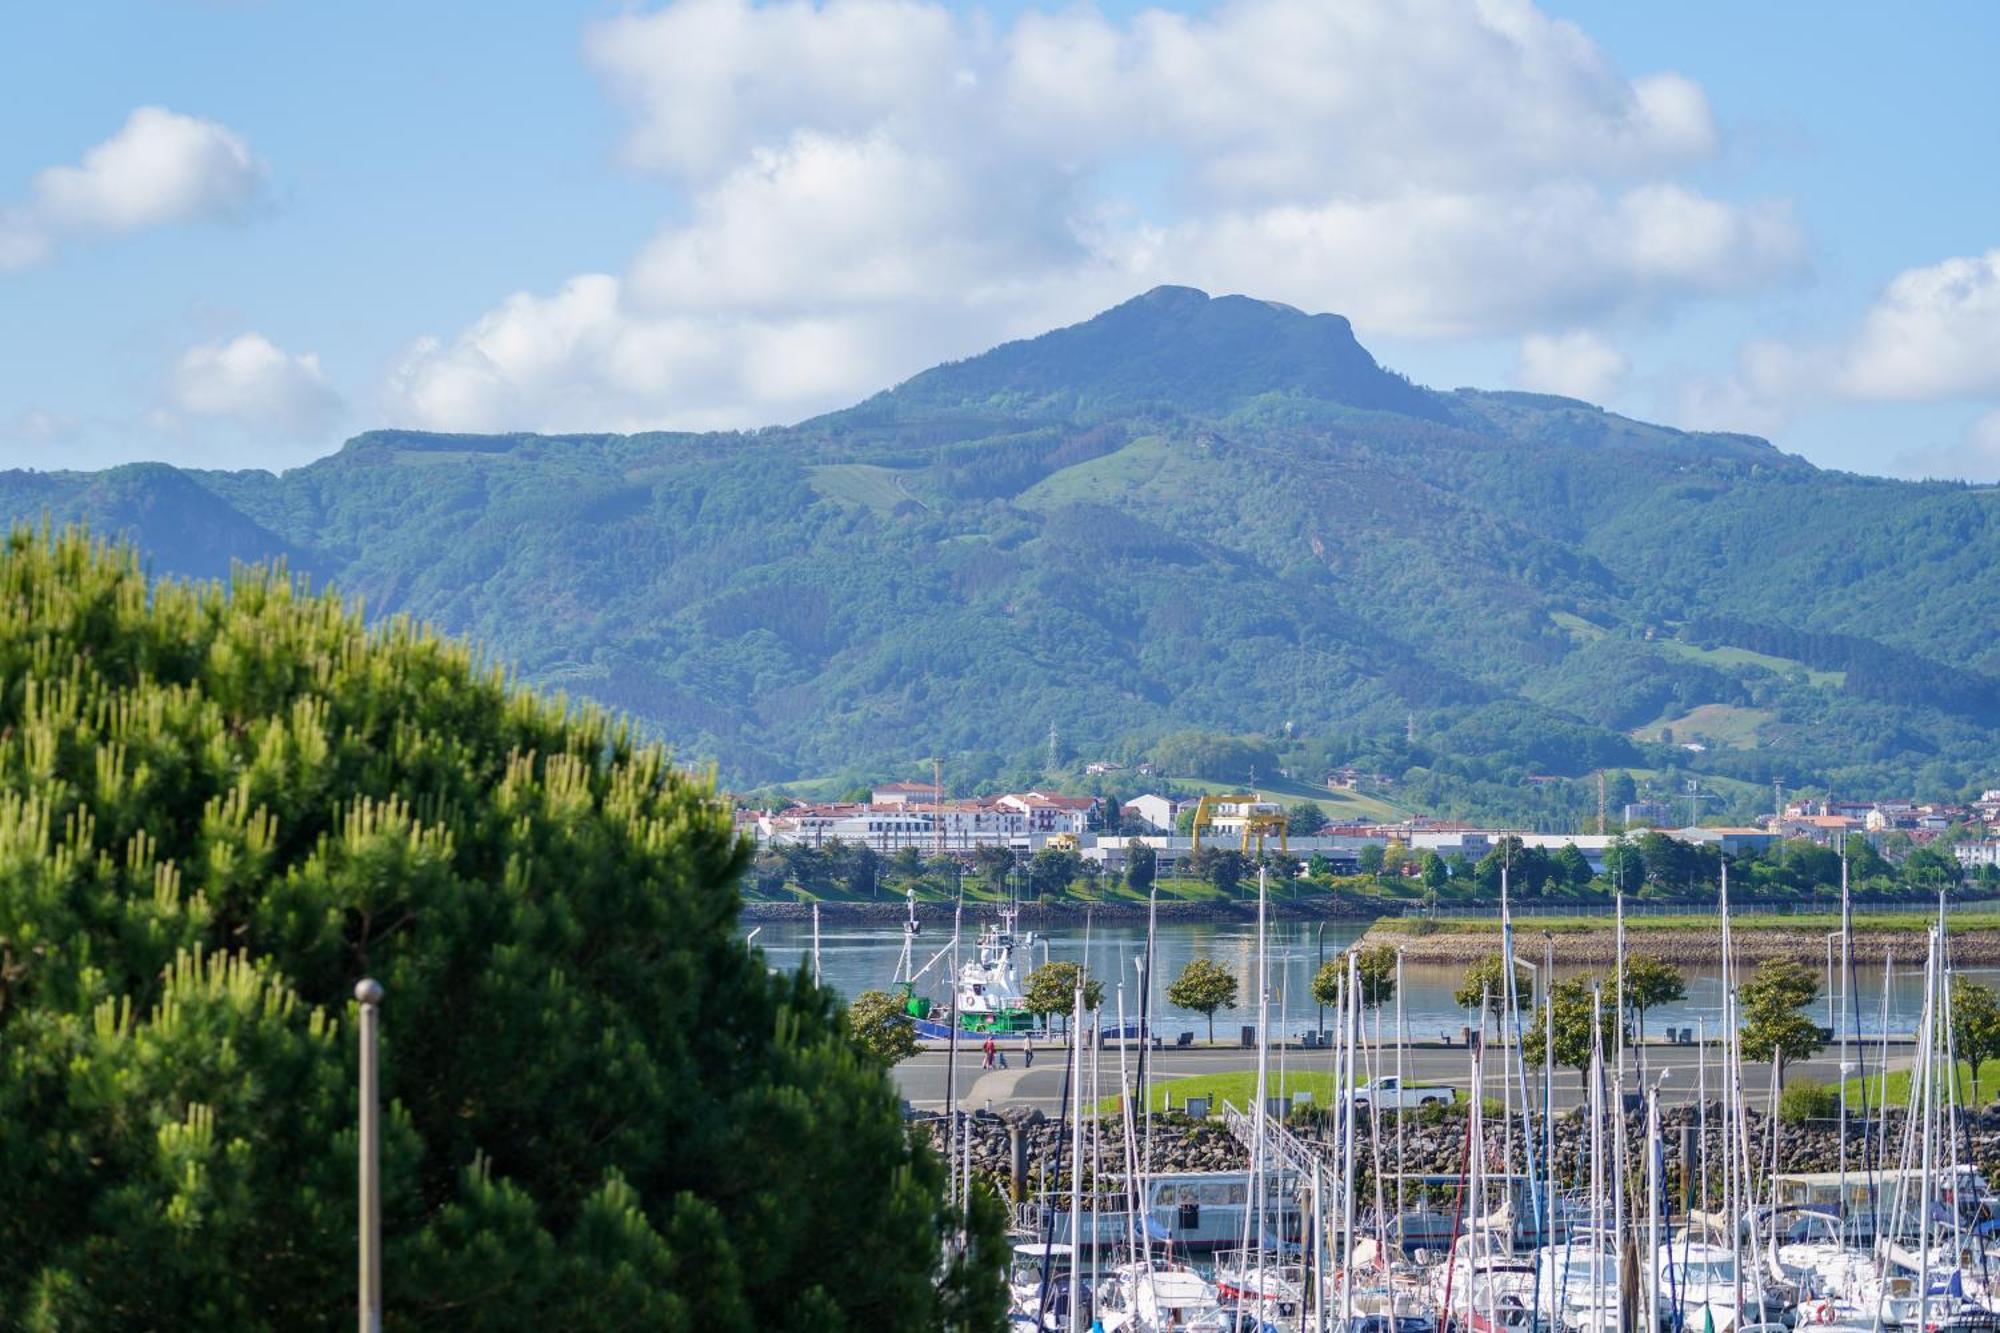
[0, 529, 997, 1328]
[2, 286, 1997, 808]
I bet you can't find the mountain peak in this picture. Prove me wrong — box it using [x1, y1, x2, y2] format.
[855, 286, 1444, 423]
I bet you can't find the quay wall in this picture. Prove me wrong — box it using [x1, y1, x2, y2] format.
[921, 1103, 2000, 1203]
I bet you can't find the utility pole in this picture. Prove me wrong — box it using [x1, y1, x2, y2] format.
[356, 978, 384, 1333]
[1597, 770, 1608, 836]
[1683, 778, 1716, 829]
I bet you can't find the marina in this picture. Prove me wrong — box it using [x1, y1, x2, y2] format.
[910, 871, 2000, 1333]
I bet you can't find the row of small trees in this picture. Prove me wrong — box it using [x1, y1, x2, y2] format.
[850, 942, 2000, 1103]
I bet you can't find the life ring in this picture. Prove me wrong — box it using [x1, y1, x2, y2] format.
[1815, 1303, 1835, 1325]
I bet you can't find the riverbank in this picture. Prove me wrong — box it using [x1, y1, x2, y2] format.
[740, 896, 1378, 925]
[1362, 913, 2000, 964]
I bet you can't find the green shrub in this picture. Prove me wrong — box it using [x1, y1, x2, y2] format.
[1778, 1080, 1840, 1123]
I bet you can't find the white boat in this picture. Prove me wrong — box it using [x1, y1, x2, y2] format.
[904, 905, 1045, 1039]
[1097, 1260, 1233, 1333]
[1652, 1238, 1786, 1333]
[1009, 1241, 1073, 1320]
[1533, 1234, 1622, 1333]
[1429, 1229, 1538, 1333]
[1213, 1249, 1306, 1324]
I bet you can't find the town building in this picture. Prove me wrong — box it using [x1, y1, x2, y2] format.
[871, 780, 940, 806]
[1954, 841, 2000, 871]
[1121, 794, 1177, 833]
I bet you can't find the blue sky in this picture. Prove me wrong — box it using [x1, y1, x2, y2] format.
[3, 1, 1998, 479]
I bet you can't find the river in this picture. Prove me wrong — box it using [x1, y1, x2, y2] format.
[752, 916, 1991, 1039]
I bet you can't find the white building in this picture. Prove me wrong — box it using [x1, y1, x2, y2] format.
[1122, 794, 1177, 833]
[997, 791, 1096, 834]
[1954, 841, 2000, 871]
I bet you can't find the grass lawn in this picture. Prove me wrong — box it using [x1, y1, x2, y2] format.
[759, 876, 1249, 906]
[1842, 1060, 2000, 1107]
[1656, 638, 1845, 690]
[806, 463, 919, 514]
[1629, 702, 1775, 750]
[1091, 1068, 1339, 1116]
[1549, 611, 1607, 641]
[1017, 435, 1177, 506]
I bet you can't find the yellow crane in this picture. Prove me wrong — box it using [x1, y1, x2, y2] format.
[1188, 793, 1290, 856]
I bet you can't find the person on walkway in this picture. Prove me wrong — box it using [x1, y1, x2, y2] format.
[982, 1036, 996, 1070]
[1023, 1038, 1036, 1069]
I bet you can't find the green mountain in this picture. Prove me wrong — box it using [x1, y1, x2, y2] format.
[7, 287, 1999, 816]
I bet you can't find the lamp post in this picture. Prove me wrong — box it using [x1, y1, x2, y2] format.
[1315, 921, 1327, 1039]
[356, 978, 384, 1333]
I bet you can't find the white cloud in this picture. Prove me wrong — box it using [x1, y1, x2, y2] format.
[1892, 410, 2000, 483]
[167, 334, 341, 437]
[0, 408, 82, 446]
[586, 0, 964, 180]
[1838, 250, 2000, 401]
[1513, 329, 1629, 402]
[1671, 248, 2000, 451]
[1146, 183, 1800, 339]
[392, 0, 1799, 432]
[1, 107, 265, 270]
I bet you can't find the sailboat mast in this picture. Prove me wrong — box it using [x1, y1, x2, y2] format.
[1839, 845, 1851, 1214]
[1396, 947, 1407, 1235]
[1069, 980, 1085, 1333]
[1341, 947, 1360, 1333]
[1115, 981, 1140, 1265]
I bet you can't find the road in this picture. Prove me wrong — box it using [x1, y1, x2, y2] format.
[892, 1037, 1906, 1115]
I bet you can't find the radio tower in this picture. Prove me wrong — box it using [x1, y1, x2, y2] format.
[1046, 721, 1060, 775]
[1597, 770, 1609, 836]
[1773, 776, 1784, 820]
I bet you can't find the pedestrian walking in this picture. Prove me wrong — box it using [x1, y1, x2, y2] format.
[1023, 1038, 1036, 1069]
[982, 1035, 996, 1070]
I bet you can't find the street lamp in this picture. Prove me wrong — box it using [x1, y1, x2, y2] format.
[1315, 922, 1327, 1039]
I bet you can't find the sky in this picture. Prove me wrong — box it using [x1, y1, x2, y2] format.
[3, 1, 1998, 480]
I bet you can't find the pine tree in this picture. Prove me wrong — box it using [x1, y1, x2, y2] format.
[0, 527, 1005, 1329]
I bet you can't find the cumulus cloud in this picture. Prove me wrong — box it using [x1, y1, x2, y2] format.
[386, 273, 968, 434]
[1891, 411, 2000, 483]
[167, 334, 341, 437]
[0, 408, 82, 447]
[392, 0, 1799, 432]
[1513, 330, 1629, 402]
[1673, 248, 2000, 449]
[1, 107, 266, 270]
[1838, 250, 2000, 401]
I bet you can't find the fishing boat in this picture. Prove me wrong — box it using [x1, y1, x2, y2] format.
[898, 902, 1046, 1039]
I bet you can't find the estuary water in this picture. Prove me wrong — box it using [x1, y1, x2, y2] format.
[753, 916, 1985, 1039]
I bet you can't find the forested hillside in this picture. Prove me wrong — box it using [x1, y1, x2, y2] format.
[5, 286, 1997, 816]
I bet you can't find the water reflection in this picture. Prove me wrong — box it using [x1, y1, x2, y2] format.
[754, 916, 1987, 1038]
